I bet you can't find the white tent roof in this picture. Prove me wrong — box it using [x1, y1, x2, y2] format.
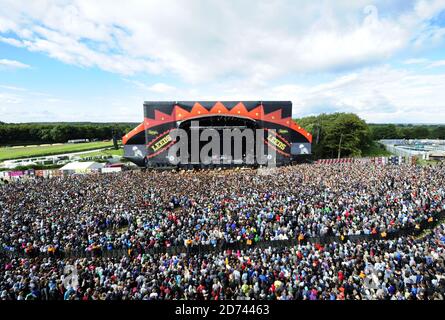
[60, 161, 104, 171]
[429, 151, 445, 157]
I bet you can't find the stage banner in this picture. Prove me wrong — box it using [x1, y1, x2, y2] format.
[102, 167, 122, 173]
[8, 171, 24, 177]
[355, 157, 372, 164]
[316, 158, 354, 164]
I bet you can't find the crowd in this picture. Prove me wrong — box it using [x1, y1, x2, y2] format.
[1, 223, 444, 300]
[0, 163, 444, 300]
[1, 164, 444, 255]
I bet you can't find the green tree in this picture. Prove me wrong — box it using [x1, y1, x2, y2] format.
[411, 126, 431, 139]
[370, 124, 400, 140]
[432, 126, 445, 139]
[296, 112, 371, 159]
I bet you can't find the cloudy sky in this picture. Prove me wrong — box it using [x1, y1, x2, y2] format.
[1, 0, 445, 123]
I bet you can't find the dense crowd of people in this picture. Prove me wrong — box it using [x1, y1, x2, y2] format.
[1, 163, 445, 300]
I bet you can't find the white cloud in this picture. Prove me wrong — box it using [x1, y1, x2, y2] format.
[124, 79, 176, 94]
[0, 84, 26, 91]
[414, 0, 445, 19]
[268, 66, 445, 122]
[0, 36, 25, 47]
[427, 59, 445, 67]
[0, 59, 30, 69]
[0, 92, 23, 104]
[403, 58, 429, 64]
[0, 0, 444, 82]
[1, 1, 445, 123]
[146, 83, 176, 94]
[402, 58, 445, 69]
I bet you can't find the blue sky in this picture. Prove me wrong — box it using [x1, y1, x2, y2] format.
[1, 0, 445, 123]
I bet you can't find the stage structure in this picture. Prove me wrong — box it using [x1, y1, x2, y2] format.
[123, 101, 312, 167]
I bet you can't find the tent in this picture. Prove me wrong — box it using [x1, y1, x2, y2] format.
[429, 151, 445, 160]
[60, 161, 104, 174]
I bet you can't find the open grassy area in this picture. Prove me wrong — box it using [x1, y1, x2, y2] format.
[0, 141, 114, 161]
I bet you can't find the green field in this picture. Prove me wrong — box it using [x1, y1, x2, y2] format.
[0, 141, 114, 161]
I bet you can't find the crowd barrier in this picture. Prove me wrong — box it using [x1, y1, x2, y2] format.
[0, 155, 426, 182]
[0, 167, 122, 182]
[316, 156, 418, 165]
[2, 210, 444, 260]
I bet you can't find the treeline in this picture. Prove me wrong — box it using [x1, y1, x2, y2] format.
[296, 114, 445, 159]
[1, 119, 444, 155]
[369, 124, 445, 140]
[0, 122, 138, 146]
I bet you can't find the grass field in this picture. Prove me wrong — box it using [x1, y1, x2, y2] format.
[0, 141, 114, 161]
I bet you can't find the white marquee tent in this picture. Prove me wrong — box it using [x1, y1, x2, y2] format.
[60, 161, 104, 174]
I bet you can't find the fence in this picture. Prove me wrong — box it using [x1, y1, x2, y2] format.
[315, 156, 417, 165]
[1, 155, 422, 182]
[0, 167, 122, 182]
[381, 144, 428, 159]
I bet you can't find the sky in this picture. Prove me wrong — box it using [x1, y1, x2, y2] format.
[1, 0, 445, 123]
